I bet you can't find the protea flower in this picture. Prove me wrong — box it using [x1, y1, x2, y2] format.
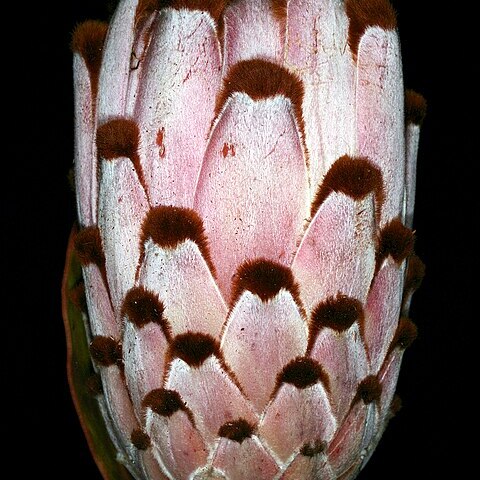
[62, 0, 427, 479]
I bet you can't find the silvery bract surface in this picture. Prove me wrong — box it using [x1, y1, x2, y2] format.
[67, 0, 426, 478]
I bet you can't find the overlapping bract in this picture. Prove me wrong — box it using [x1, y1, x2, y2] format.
[69, 1, 426, 479]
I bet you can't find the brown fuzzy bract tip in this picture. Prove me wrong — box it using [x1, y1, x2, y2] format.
[71, 20, 108, 56]
[74, 226, 105, 268]
[309, 294, 364, 351]
[389, 317, 418, 353]
[135, 0, 160, 25]
[346, 0, 397, 58]
[405, 89, 427, 126]
[378, 218, 415, 265]
[356, 375, 382, 404]
[141, 206, 205, 248]
[218, 418, 254, 443]
[404, 254, 426, 294]
[312, 155, 384, 217]
[141, 206, 215, 274]
[271, 0, 288, 22]
[96, 118, 140, 161]
[68, 281, 87, 313]
[312, 294, 364, 333]
[168, 0, 227, 22]
[216, 59, 304, 129]
[143, 388, 185, 416]
[231, 259, 299, 305]
[131, 429, 151, 450]
[390, 394, 402, 416]
[278, 357, 329, 391]
[169, 332, 218, 367]
[71, 20, 108, 94]
[300, 440, 327, 457]
[90, 336, 122, 367]
[122, 287, 170, 337]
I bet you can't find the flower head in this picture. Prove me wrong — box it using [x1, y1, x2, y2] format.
[63, 0, 426, 479]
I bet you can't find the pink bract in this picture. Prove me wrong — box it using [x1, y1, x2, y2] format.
[65, 1, 426, 479]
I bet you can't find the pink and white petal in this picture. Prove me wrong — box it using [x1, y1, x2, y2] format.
[361, 403, 379, 458]
[138, 450, 169, 480]
[73, 53, 97, 226]
[134, 9, 222, 207]
[364, 258, 405, 373]
[403, 90, 427, 227]
[358, 392, 401, 473]
[194, 94, 309, 301]
[404, 122, 421, 228]
[138, 239, 227, 338]
[211, 436, 279, 480]
[222, 0, 284, 71]
[258, 383, 336, 463]
[165, 357, 258, 447]
[286, 0, 350, 72]
[337, 462, 362, 480]
[95, 397, 138, 475]
[292, 192, 376, 314]
[280, 452, 335, 480]
[146, 408, 208, 480]
[285, 0, 356, 195]
[221, 290, 307, 412]
[125, 442, 164, 480]
[191, 466, 227, 479]
[97, 0, 138, 121]
[377, 350, 403, 423]
[310, 325, 368, 422]
[123, 321, 169, 415]
[82, 264, 118, 338]
[357, 433, 382, 476]
[125, 9, 158, 116]
[98, 157, 149, 314]
[355, 27, 405, 224]
[327, 400, 366, 476]
[98, 366, 142, 467]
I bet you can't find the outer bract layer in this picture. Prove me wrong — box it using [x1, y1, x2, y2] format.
[67, 1, 426, 479]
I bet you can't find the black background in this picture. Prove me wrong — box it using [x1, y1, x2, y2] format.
[7, 1, 473, 478]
